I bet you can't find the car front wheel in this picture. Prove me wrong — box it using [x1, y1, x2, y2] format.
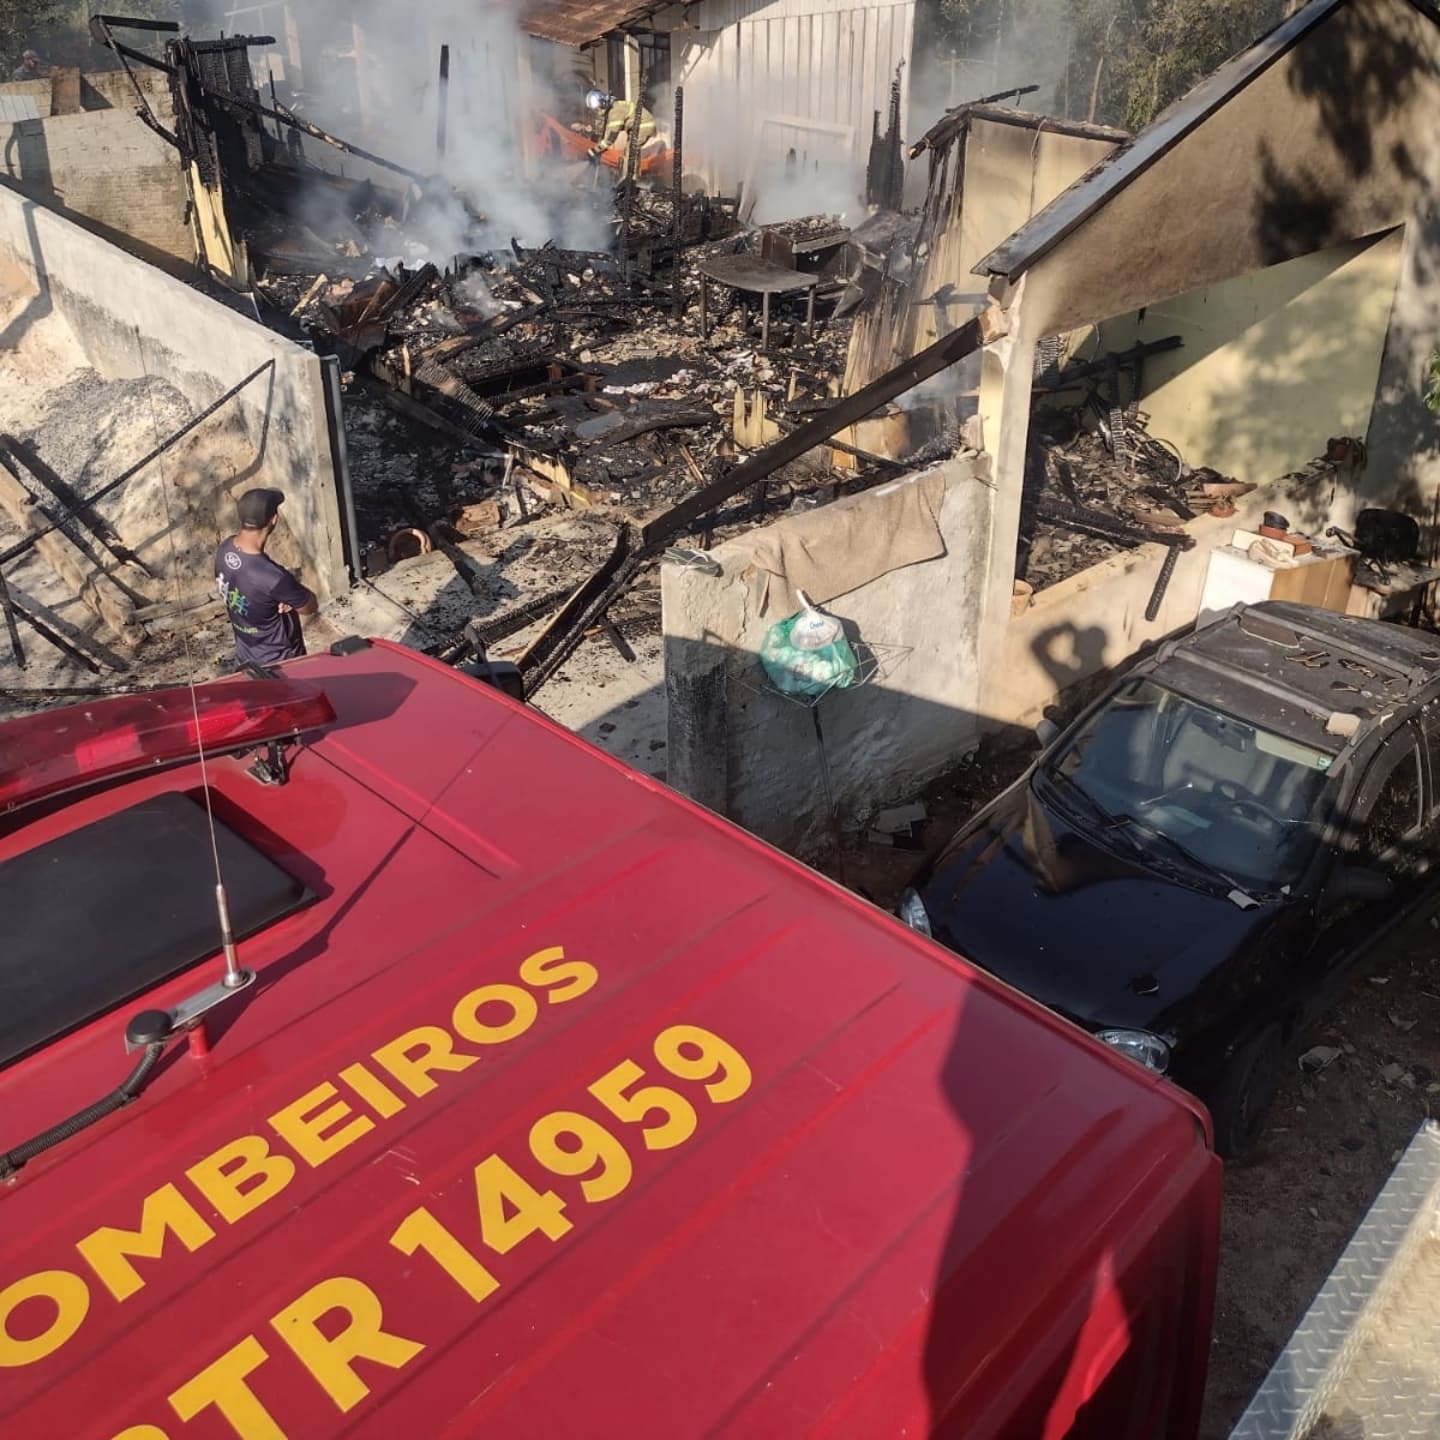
[1207, 1023, 1284, 1159]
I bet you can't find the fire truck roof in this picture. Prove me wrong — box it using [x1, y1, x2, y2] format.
[0, 640, 1218, 1437]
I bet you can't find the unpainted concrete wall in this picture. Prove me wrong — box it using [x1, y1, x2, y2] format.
[1091, 230, 1403, 506]
[0, 70, 192, 266]
[991, 487, 1286, 727]
[664, 457, 991, 854]
[0, 186, 346, 603]
[1010, 0, 1440, 340]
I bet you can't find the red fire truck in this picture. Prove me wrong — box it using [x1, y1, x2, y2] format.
[0, 638, 1221, 1438]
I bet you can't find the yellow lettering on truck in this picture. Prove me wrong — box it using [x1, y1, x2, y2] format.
[168, 1334, 286, 1440]
[338, 1061, 407, 1118]
[0, 1269, 90, 1367]
[271, 1277, 423, 1413]
[269, 1083, 374, 1168]
[77, 1185, 215, 1302]
[372, 1026, 478, 1097]
[452, 983, 537, 1046]
[187, 1137, 297, 1225]
[520, 945, 598, 1003]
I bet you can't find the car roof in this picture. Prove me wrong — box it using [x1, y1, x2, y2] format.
[1146, 603, 1440, 757]
[0, 640, 1215, 1437]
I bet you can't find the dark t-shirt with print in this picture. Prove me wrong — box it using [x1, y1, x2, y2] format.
[215, 538, 310, 666]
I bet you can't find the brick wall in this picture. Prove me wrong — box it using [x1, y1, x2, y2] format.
[0, 71, 192, 264]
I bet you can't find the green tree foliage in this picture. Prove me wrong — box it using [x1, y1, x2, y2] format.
[1, 0, 64, 67]
[924, 0, 1291, 131]
[1, 0, 179, 75]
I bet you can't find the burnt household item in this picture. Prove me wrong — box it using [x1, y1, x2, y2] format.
[697, 254, 820, 351]
[1356, 508, 1420, 565]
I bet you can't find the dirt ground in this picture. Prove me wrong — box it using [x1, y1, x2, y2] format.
[1201, 920, 1440, 1436]
[830, 742, 1440, 1440]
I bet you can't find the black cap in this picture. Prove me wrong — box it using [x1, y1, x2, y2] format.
[237, 488, 285, 529]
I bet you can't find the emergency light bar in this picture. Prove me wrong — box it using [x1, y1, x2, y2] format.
[0, 680, 336, 815]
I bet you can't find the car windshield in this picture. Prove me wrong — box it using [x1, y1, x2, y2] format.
[1043, 679, 1334, 891]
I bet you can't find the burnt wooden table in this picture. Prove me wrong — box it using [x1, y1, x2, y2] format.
[697, 254, 819, 350]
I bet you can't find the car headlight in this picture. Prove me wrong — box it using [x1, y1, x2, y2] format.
[1096, 1028, 1171, 1073]
[897, 887, 931, 938]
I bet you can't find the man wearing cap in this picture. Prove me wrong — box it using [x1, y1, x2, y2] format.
[215, 489, 316, 667]
[10, 50, 45, 82]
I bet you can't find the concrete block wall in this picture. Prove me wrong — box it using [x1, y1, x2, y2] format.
[0, 71, 191, 265]
[991, 487, 1283, 727]
[663, 458, 993, 855]
[0, 186, 347, 604]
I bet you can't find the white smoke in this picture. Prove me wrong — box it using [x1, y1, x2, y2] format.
[748, 151, 863, 227]
[223, 0, 621, 260]
[907, 0, 1073, 138]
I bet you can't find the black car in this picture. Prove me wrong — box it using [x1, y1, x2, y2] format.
[901, 602, 1440, 1155]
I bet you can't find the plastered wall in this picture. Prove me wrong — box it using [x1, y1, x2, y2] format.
[663, 457, 991, 854]
[1092, 230, 1403, 501]
[0, 187, 346, 602]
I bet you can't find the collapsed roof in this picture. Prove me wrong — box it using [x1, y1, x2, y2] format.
[520, 0, 670, 47]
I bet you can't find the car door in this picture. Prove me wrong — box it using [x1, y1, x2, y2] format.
[1311, 724, 1431, 987]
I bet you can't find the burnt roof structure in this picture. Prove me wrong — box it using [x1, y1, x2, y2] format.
[520, 0, 669, 47]
[971, 0, 1440, 339]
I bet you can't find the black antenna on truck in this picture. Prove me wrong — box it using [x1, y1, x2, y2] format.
[139, 342, 257, 1016]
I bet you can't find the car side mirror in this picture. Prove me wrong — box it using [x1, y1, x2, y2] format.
[1324, 863, 1395, 909]
[1035, 717, 1061, 748]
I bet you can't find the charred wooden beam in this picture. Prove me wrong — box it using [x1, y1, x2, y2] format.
[436, 44, 450, 160]
[196, 83, 430, 184]
[0, 361, 274, 571]
[0, 435, 152, 579]
[592, 410, 715, 447]
[420, 304, 547, 364]
[381, 482, 489, 598]
[672, 85, 685, 315]
[517, 527, 633, 684]
[1032, 334, 1183, 392]
[0, 569, 23, 669]
[641, 304, 1007, 547]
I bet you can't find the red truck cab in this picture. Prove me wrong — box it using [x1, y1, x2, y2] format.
[0, 639, 1221, 1438]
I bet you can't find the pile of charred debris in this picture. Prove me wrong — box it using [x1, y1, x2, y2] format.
[90, 15, 986, 692]
[232, 145, 946, 683]
[251, 189, 929, 688]
[274, 209, 867, 516]
[1017, 335, 1254, 609]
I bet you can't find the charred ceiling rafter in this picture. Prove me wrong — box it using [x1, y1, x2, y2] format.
[87, 14, 181, 149]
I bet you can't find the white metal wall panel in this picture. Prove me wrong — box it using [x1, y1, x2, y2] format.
[679, 0, 913, 197]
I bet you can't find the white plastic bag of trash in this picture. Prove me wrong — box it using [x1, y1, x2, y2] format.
[759, 590, 859, 698]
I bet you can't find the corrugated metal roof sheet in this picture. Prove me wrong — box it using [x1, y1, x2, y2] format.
[0, 93, 41, 121]
[521, 0, 665, 46]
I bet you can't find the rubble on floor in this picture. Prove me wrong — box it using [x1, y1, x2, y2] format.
[1018, 396, 1251, 594]
[236, 167, 938, 687]
[263, 204, 869, 523]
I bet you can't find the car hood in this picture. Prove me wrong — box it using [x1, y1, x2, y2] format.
[918, 778, 1275, 1032]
